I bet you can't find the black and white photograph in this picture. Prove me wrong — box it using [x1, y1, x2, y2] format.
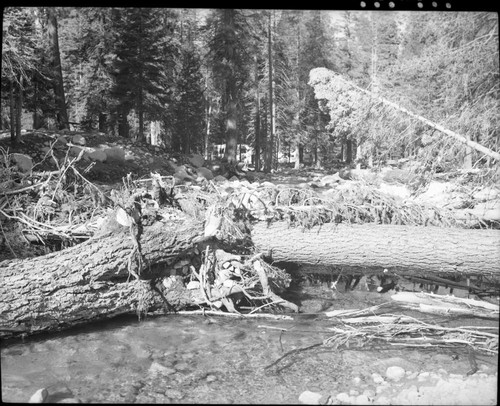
[1, 3, 498, 404]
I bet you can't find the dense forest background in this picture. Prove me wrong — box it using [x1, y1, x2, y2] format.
[2, 8, 499, 172]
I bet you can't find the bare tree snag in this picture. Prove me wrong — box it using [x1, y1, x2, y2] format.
[251, 221, 500, 279]
[0, 218, 204, 338]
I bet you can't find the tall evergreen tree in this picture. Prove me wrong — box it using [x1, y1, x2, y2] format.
[109, 7, 176, 141]
[172, 47, 205, 154]
[47, 7, 69, 130]
[207, 9, 251, 163]
[2, 7, 40, 143]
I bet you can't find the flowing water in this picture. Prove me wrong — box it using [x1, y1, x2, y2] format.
[1, 287, 498, 404]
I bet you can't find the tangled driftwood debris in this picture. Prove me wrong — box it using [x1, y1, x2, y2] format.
[1, 144, 500, 339]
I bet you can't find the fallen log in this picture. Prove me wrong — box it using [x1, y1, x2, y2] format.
[309, 67, 500, 161]
[0, 217, 205, 339]
[251, 221, 500, 280]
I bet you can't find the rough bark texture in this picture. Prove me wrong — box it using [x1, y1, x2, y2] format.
[0, 218, 204, 338]
[251, 222, 500, 279]
[47, 8, 69, 130]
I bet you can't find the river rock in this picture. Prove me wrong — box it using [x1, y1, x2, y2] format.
[29, 388, 48, 403]
[206, 374, 217, 383]
[186, 280, 200, 290]
[386, 365, 406, 382]
[188, 154, 205, 168]
[196, 167, 214, 181]
[55, 135, 68, 149]
[321, 173, 342, 186]
[382, 168, 415, 184]
[148, 361, 176, 376]
[374, 395, 390, 405]
[174, 165, 195, 182]
[213, 175, 228, 182]
[72, 134, 86, 146]
[335, 392, 351, 403]
[164, 389, 183, 400]
[41, 146, 51, 155]
[353, 394, 370, 405]
[417, 371, 430, 382]
[174, 361, 190, 371]
[69, 146, 83, 157]
[371, 372, 385, 384]
[298, 390, 323, 405]
[12, 153, 33, 172]
[88, 149, 107, 163]
[104, 146, 125, 162]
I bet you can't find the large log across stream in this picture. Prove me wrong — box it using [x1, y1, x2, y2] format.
[0, 218, 204, 338]
[251, 221, 500, 278]
[2, 216, 500, 339]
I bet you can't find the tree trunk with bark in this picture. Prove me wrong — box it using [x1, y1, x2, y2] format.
[264, 11, 274, 173]
[0, 219, 204, 339]
[15, 76, 22, 142]
[47, 8, 69, 130]
[251, 221, 500, 279]
[9, 79, 16, 146]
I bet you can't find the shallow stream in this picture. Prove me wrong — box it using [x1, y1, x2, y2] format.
[1, 287, 498, 404]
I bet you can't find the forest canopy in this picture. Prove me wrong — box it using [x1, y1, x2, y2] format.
[1, 8, 498, 171]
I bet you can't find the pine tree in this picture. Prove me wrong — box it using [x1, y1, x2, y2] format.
[207, 9, 251, 163]
[2, 7, 40, 143]
[109, 7, 177, 141]
[172, 47, 205, 154]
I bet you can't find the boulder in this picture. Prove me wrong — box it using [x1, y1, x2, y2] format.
[298, 391, 323, 405]
[372, 372, 385, 384]
[148, 361, 176, 377]
[29, 388, 48, 403]
[335, 393, 351, 403]
[103, 147, 125, 163]
[69, 146, 83, 157]
[12, 153, 33, 172]
[196, 167, 214, 181]
[213, 175, 228, 183]
[321, 173, 342, 186]
[165, 160, 178, 173]
[54, 136, 68, 150]
[386, 366, 406, 382]
[71, 134, 86, 146]
[382, 168, 415, 184]
[188, 154, 205, 168]
[87, 150, 107, 163]
[174, 165, 195, 182]
[353, 394, 370, 405]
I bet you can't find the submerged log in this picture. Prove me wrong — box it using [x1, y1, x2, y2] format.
[0, 218, 204, 338]
[251, 221, 500, 280]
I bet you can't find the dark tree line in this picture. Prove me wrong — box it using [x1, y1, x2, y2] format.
[2, 8, 498, 170]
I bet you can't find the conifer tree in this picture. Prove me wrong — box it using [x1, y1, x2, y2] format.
[207, 9, 251, 163]
[109, 7, 176, 141]
[172, 47, 205, 154]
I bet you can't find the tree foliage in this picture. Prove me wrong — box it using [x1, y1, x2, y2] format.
[1, 8, 498, 171]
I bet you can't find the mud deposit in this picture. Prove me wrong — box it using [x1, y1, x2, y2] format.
[1, 285, 498, 404]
